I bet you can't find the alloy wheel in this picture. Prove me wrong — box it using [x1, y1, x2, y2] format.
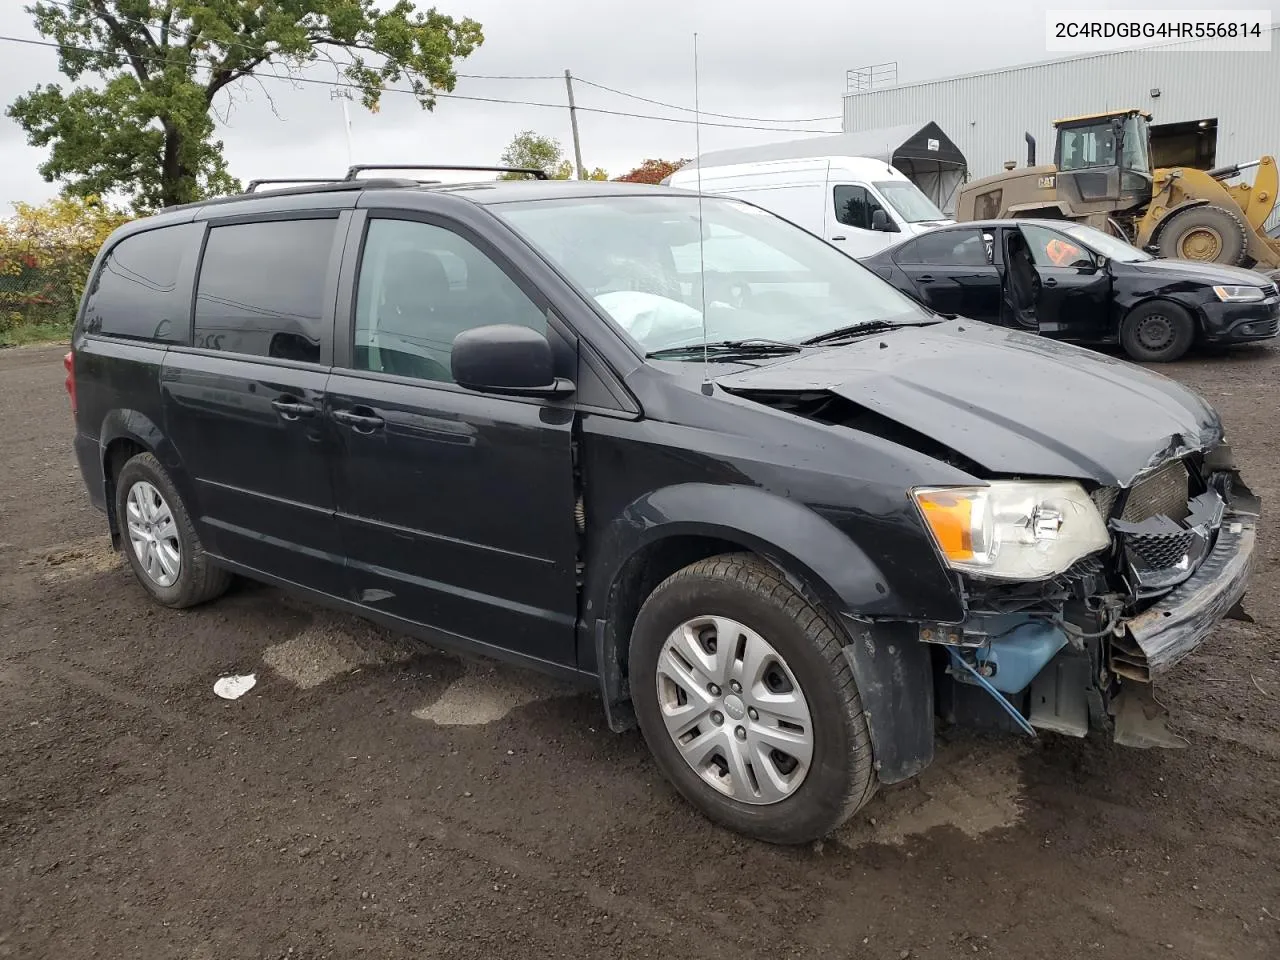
[125, 480, 182, 587]
[655, 615, 814, 804]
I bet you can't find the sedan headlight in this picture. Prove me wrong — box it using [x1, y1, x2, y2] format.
[1213, 285, 1265, 303]
[913, 481, 1110, 581]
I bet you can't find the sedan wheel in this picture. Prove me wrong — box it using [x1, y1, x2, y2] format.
[125, 479, 182, 587]
[1133, 312, 1176, 354]
[656, 615, 814, 804]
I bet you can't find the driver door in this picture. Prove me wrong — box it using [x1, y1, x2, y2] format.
[1017, 223, 1112, 342]
[326, 212, 581, 668]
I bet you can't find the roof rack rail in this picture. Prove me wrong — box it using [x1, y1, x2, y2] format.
[344, 164, 549, 181]
[244, 178, 339, 193]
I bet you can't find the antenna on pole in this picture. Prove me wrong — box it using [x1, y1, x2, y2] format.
[693, 32, 712, 396]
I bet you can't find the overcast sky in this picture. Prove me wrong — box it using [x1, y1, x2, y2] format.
[1, 0, 1276, 209]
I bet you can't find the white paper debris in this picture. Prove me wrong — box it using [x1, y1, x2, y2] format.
[214, 674, 257, 700]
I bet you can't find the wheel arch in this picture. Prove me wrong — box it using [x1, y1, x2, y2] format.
[98, 410, 187, 548]
[583, 483, 939, 784]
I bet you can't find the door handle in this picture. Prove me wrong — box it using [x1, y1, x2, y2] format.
[332, 408, 386, 433]
[830, 235, 847, 241]
[271, 397, 317, 420]
[1044, 277, 1058, 287]
[916, 274, 936, 283]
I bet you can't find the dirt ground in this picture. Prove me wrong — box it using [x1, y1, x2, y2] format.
[1, 343, 1278, 960]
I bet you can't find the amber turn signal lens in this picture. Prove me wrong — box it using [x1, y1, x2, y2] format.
[916, 490, 975, 561]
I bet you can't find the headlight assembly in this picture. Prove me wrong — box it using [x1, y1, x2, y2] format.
[912, 481, 1110, 581]
[1212, 285, 1265, 303]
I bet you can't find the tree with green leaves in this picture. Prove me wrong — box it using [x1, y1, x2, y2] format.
[498, 130, 606, 180]
[614, 158, 687, 184]
[7, 2, 485, 211]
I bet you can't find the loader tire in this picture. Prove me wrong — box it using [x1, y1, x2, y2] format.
[1157, 205, 1248, 266]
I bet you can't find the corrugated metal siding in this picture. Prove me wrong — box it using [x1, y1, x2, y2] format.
[843, 28, 1280, 229]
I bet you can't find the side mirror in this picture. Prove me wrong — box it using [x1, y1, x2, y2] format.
[871, 209, 898, 233]
[450, 324, 575, 398]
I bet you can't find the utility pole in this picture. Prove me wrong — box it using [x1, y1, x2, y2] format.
[330, 88, 354, 168]
[563, 69, 586, 180]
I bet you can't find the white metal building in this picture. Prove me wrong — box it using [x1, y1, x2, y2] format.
[843, 28, 1280, 227]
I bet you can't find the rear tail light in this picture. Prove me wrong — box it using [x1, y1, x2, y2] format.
[64, 351, 77, 415]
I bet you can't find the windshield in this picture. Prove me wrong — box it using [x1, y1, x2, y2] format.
[873, 180, 946, 223]
[494, 195, 931, 355]
[1061, 223, 1153, 262]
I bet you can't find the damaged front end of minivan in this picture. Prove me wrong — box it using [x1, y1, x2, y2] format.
[913, 442, 1259, 749]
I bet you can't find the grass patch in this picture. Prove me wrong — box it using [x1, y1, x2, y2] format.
[0, 321, 73, 348]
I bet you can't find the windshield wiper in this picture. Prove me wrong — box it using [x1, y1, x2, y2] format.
[646, 339, 803, 360]
[802, 319, 938, 346]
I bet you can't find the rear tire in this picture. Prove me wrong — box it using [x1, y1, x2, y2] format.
[115, 452, 231, 608]
[1156, 205, 1248, 266]
[630, 553, 876, 844]
[1120, 301, 1196, 363]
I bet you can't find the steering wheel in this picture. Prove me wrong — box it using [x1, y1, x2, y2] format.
[696, 272, 751, 310]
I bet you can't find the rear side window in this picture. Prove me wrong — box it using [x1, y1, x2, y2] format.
[82, 223, 202, 342]
[194, 218, 337, 363]
[895, 229, 990, 266]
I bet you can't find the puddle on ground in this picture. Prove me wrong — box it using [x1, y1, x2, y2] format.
[413, 660, 576, 726]
[263, 614, 415, 689]
[838, 739, 1028, 847]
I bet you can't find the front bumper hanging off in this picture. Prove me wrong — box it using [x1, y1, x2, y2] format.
[1111, 514, 1257, 682]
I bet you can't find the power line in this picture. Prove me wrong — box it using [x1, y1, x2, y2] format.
[573, 75, 841, 124]
[0, 34, 842, 134]
[33, 0, 838, 128]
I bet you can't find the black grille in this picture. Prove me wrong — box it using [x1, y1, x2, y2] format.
[1126, 530, 1194, 569]
[1121, 460, 1190, 523]
[1091, 486, 1120, 519]
[1257, 315, 1279, 336]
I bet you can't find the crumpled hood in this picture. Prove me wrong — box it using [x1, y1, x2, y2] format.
[716, 320, 1223, 485]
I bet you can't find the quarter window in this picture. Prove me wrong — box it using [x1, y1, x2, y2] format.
[353, 218, 546, 383]
[193, 218, 336, 362]
[82, 223, 203, 342]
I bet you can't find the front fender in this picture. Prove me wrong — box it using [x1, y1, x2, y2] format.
[1137, 197, 1211, 247]
[584, 483, 897, 640]
[584, 483, 952, 782]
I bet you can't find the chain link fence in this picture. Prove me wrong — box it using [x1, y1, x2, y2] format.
[0, 253, 90, 335]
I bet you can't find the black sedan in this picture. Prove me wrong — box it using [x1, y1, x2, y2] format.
[858, 218, 1279, 362]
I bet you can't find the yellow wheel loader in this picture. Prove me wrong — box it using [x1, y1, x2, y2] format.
[956, 110, 1280, 271]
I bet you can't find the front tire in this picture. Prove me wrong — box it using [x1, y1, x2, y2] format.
[1119, 301, 1196, 362]
[630, 554, 876, 844]
[115, 452, 231, 608]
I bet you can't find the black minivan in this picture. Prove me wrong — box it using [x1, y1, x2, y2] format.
[67, 170, 1259, 844]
